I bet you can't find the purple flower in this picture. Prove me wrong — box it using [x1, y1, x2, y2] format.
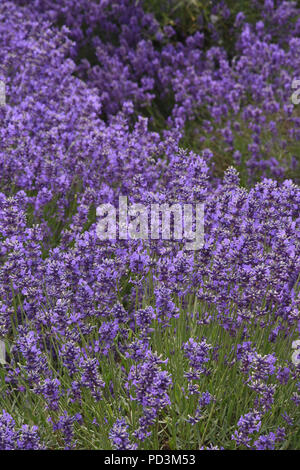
[109, 418, 137, 450]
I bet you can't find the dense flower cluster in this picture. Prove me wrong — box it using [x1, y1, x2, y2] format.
[0, 410, 43, 450]
[0, 0, 299, 450]
[12, 0, 300, 183]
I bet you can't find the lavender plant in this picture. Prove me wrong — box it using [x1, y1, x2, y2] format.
[0, 0, 299, 450]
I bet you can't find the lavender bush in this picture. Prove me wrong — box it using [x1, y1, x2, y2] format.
[0, 0, 299, 450]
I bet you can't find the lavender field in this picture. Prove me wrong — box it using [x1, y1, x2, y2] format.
[0, 0, 299, 450]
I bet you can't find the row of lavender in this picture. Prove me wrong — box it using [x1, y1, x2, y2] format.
[0, 1, 299, 449]
[12, 0, 300, 182]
